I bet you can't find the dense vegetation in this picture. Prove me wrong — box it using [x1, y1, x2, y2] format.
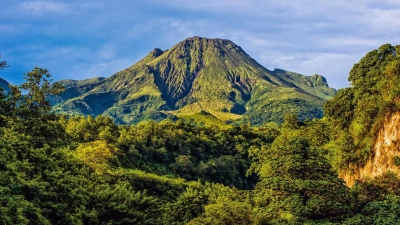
[324, 44, 400, 171]
[2, 44, 400, 224]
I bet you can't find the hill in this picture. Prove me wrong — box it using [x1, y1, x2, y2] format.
[51, 37, 336, 125]
[324, 43, 400, 186]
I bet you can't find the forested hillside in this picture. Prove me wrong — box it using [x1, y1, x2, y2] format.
[1, 44, 400, 224]
[324, 44, 400, 185]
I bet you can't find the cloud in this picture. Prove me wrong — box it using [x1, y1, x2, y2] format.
[1, 0, 400, 89]
[18, 1, 69, 16]
[258, 51, 359, 88]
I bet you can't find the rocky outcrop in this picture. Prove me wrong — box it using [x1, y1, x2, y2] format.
[341, 112, 400, 186]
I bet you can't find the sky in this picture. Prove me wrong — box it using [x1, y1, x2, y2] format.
[1, 0, 400, 89]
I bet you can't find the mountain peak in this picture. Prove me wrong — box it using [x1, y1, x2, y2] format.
[53, 37, 336, 125]
[183, 36, 233, 43]
[176, 36, 243, 53]
[151, 48, 163, 57]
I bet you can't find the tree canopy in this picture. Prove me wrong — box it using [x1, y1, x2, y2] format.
[325, 44, 400, 171]
[2, 45, 400, 224]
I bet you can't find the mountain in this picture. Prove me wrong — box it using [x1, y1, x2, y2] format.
[0, 78, 11, 93]
[52, 37, 336, 125]
[56, 77, 106, 89]
[48, 77, 106, 105]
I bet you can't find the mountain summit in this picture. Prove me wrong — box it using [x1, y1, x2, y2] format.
[52, 37, 336, 125]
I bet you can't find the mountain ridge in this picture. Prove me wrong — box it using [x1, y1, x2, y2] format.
[51, 36, 336, 125]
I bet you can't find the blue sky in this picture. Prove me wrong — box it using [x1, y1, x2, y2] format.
[1, 0, 400, 89]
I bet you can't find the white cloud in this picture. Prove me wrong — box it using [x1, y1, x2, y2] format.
[18, 1, 68, 16]
[258, 51, 360, 88]
[2, 0, 400, 89]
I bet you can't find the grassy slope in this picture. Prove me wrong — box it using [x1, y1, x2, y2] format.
[52, 37, 336, 125]
[56, 77, 106, 88]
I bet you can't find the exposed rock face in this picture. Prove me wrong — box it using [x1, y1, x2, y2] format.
[341, 112, 400, 186]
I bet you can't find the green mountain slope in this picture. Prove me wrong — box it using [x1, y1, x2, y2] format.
[52, 37, 336, 125]
[49, 77, 106, 105]
[56, 77, 106, 89]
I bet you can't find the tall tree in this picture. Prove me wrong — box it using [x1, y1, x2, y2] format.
[251, 137, 352, 224]
[4, 67, 66, 148]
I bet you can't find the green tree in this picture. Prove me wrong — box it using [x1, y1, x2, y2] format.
[0, 54, 8, 70]
[166, 186, 209, 224]
[92, 181, 160, 225]
[0, 186, 50, 225]
[251, 137, 352, 223]
[5, 67, 66, 148]
[324, 44, 400, 170]
[344, 195, 400, 225]
[188, 199, 252, 225]
[75, 140, 117, 174]
[185, 183, 252, 225]
[282, 113, 304, 129]
[19, 67, 64, 117]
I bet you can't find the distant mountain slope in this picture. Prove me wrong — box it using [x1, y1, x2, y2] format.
[0, 78, 11, 93]
[56, 77, 106, 89]
[272, 69, 337, 100]
[52, 37, 336, 125]
[49, 77, 106, 105]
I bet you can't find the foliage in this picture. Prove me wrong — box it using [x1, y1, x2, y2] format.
[344, 195, 400, 225]
[351, 172, 400, 205]
[251, 136, 352, 223]
[2, 67, 66, 148]
[75, 140, 117, 173]
[1, 58, 400, 224]
[394, 156, 400, 166]
[185, 183, 252, 225]
[109, 119, 272, 189]
[0, 54, 8, 70]
[324, 44, 400, 171]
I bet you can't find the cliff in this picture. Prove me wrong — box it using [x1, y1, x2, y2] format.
[341, 112, 400, 186]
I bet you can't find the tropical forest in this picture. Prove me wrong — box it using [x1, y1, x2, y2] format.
[1, 38, 400, 225]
